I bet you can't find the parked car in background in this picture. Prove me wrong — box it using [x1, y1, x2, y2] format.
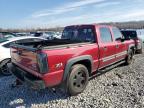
[121, 29, 143, 54]
[45, 32, 55, 39]
[0, 36, 46, 76]
[0, 32, 19, 39]
[9, 24, 135, 96]
[34, 32, 50, 39]
[46, 31, 62, 39]
[54, 32, 62, 39]
[30, 32, 36, 36]
[34, 31, 62, 40]
[137, 29, 144, 42]
[15, 32, 30, 36]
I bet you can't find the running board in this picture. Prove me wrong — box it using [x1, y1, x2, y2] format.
[98, 60, 125, 73]
[89, 60, 125, 79]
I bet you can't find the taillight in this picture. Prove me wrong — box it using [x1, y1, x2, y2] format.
[37, 53, 48, 74]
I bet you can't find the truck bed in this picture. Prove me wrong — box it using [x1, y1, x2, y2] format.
[13, 39, 92, 50]
[10, 38, 97, 79]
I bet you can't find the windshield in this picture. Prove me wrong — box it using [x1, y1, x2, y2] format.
[0, 38, 8, 43]
[121, 31, 137, 39]
[61, 27, 95, 42]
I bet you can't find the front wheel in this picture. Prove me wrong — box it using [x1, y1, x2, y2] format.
[0, 58, 11, 76]
[66, 64, 89, 96]
[125, 50, 133, 65]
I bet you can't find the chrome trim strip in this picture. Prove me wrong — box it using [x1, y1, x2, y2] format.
[102, 51, 127, 62]
[116, 51, 127, 58]
[99, 58, 125, 70]
[102, 55, 115, 62]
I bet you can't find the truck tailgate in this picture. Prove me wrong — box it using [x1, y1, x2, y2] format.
[11, 45, 39, 72]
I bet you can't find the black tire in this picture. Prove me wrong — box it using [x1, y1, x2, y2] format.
[66, 64, 89, 96]
[125, 49, 133, 65]
[0, 58, 11, 76]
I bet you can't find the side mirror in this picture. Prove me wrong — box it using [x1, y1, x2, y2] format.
[116, 37, 125, 42]
[121, 38, 125, 42]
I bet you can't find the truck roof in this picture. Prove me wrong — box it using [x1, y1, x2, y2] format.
[65, 24, 115, 28]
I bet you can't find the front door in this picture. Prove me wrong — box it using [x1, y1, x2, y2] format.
[98, 27, 116, 68]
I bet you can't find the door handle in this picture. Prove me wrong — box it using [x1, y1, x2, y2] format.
[116, 45, 119, 48]
[103, 46, 107, 51]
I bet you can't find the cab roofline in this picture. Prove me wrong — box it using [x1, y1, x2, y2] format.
[65, 24, 115, 28]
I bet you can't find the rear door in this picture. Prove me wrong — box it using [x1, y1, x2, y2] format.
[98, 26, 116, 68]
[111, 27, 127, 61]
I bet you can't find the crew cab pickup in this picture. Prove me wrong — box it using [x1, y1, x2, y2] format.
[8, 24, 135, 95]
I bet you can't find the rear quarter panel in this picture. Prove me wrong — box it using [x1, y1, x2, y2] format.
[41, 43, 99, 86]
[43, 43, 99, 73]
[124, 39, 135, 50]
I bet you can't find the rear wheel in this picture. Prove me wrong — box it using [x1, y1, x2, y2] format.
[66, 64, 89, 96]
[125, 49, 133, 65]
[0, 58, 11, 76]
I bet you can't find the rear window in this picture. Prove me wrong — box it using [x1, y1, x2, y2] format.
[62, 27, 96, 43]
[121, 31, 137, 39]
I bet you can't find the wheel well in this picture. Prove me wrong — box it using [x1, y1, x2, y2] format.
[73, 60, 92, 75]
[0, 58, 11, 66]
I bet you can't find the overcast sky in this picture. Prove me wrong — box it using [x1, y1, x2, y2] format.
[0, 0, 144, 29]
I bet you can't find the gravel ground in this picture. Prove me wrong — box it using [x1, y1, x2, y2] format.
[0, 49, 144, 108]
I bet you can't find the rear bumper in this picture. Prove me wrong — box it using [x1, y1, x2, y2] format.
[7, 63, 64, 89]
[7, 63, 45, 89]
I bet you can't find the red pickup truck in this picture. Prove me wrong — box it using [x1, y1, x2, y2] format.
[8, 24, 135, 95]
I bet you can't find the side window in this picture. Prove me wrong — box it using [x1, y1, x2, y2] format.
[112, 28, 122, 41]
[32, 38, 43, 42]
[3, 42, 15, 48]
[16, 38, 43, 43]
[100, 27, 112, 43]
[3, 43, 11, 48]
[16, 39, 32, 43]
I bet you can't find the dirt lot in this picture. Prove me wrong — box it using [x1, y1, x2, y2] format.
[0, 47, 144, 108]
